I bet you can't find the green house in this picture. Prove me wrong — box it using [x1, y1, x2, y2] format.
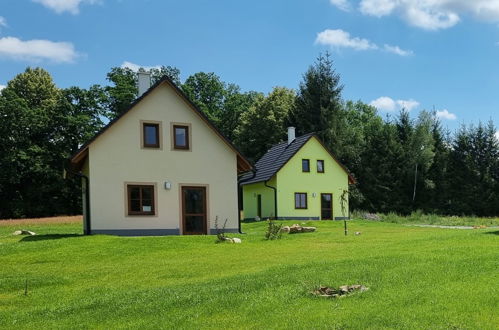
[240, 128, 355, 221]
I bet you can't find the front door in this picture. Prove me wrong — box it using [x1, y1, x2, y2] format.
[182, 186, 207, 235]
[321, 193, 333, 220]
[257, 194, 262, 218]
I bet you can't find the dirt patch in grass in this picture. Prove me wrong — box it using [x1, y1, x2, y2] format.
[0, 216, 82, 227]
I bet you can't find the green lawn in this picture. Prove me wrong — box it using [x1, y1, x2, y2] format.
[0, 219, 498, 329]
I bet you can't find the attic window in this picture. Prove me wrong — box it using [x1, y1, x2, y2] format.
[142, 122, 160, 148]
[302, 159, 310, 172]
[317, 160, 324, 173]
[174, 125, 189, 150]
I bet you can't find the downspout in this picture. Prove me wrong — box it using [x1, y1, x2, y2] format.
[264, 180, 278, 220]
[64, 162, 91, 235]
[237, 169, 256, 234]
[81, 174, 91, 235]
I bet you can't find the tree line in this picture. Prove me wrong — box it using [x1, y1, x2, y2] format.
[1, 54, 498, 219]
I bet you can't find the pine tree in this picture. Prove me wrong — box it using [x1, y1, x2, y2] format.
[290, 52, 343, 147]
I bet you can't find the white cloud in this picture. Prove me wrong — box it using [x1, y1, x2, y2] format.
[121, 61, 161, 72]
[384, 44, 413, 56]
[0, 37, 78, 63]
[316, 29, 377, 50]
[495, 131, 499, 141]
[316, 29, 413, 56]
[396, 99, 419, 111]
[370, 96, 420, 112]
[0, 16, 7, 27]
[357, 0, 499, 30]
[33, 0, 100, 15]
[330, 0, 351, 12]
[436, 109, 457, 120]
[370, 96, 396, 111]
[360, 0, 397, 17]
[0, 84, 5, 91]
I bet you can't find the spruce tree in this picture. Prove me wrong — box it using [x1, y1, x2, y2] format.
[290, 52, 343, 147]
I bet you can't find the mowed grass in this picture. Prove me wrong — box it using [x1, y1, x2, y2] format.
[0, 218, 498, 329]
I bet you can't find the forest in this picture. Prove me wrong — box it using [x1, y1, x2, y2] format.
[1, 53, 498, 219]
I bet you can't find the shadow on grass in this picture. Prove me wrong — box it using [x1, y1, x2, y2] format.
[484, 231, 499, 236]
[20, 234, 82, 242]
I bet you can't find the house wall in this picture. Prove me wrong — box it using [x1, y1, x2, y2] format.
[87, 83, 239, 235]
[276, 137, 349, 220]
[241, 177, 276, 220]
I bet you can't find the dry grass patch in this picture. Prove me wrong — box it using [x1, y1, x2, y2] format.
[0, 215, 82, 227]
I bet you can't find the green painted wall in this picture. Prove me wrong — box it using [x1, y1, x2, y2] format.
[276, 137, 349, 219]
[242, 177, 276, 220]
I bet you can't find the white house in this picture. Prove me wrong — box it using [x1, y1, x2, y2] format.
[70, 73, 252, 235]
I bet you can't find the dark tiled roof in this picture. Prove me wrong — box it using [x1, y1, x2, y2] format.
[240, 133, 314, 185]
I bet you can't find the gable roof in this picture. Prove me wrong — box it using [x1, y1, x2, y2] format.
[240, 133, 355, 185]
[70, 75, 252, 173]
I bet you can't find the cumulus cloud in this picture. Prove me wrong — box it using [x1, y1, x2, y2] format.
[316, 29, 412, 56]
[33, 0, 100, 15]
[0, 84, 5, 91]
[495, 131, 499, 141]
[330, 0, 351, 12]
[0, 37, 78, 63]
[0, 16, 7, 27]
[436, 109, 457, 120]
[121, 61, 161, 72]
[357, 0, 499, 30]
[370, 96, 420, 112]
[316, 29, 377, 50]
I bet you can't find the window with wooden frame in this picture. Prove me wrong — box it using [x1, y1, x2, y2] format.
[127, 185, 155, 215]
[317, 160, 325, 173]
[302, 159, 310, 172]
[294, 192, 308, 209]
[142, 123, 160, 148]
[173, 125, 190, 150]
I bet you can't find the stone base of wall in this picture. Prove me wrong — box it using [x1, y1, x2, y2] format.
[91, 228, 239, 236]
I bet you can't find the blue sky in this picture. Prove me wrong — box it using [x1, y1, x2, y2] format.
[1, 0, 499, 131]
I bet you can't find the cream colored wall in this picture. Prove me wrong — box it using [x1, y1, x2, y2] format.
[276, 137, 349, 219]
[88, 83, 239, 232]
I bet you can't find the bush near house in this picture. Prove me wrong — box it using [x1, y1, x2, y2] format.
[0, 217, 497, 329]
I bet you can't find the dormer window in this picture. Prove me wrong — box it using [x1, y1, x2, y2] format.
[173, 124, 190, 150]
[141, 121, 161, 149]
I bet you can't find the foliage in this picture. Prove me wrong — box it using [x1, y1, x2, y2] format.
[105, 67, 137, 117]
[290, 52, 343, 147]
[0, 219, 497, 329]
[264, 219, 282, 240]
[0, 68, 81, 218]
[235, 87, 295, 162]
[182, 72, 257, 141]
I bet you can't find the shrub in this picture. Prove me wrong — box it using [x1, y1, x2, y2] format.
[265, 219, 282, 240]
[214, 216, 228, 243]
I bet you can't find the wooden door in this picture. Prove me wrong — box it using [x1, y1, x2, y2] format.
[182, 186, 207, 235]
[257, 194, 262, 218]
[321, 193, 333, 220]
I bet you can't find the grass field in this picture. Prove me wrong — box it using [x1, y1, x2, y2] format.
[0, 217, 497, 329]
